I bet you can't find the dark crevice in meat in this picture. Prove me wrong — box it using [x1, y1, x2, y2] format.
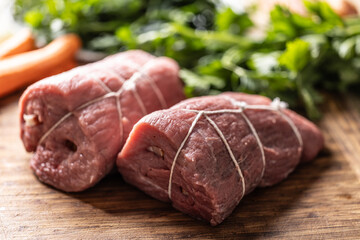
[64, 139, 77, 152]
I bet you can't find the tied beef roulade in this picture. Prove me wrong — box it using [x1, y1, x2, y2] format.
[117, 92, 324, 226]
[20, 50, 185, 192]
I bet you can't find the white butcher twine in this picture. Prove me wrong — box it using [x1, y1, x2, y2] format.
[36, 59, 167, 146]
[167, 97, 303, 201]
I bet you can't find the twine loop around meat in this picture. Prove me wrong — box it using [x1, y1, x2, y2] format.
[26, 59, 166, 147]
[168, 97, 302, 201]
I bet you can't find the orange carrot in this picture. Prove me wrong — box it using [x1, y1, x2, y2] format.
[46, 59, 78, 76]
[0, 28, 36, 59]
[0, 34, 81, 98]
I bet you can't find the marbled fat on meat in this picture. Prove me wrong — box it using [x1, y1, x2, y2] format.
[19, 50, 185, 192]
[117, 92, 324, 226]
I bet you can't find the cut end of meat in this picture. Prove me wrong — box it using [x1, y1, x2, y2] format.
[31, 141, 108, 192]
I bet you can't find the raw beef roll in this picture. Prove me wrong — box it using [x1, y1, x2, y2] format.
[19, 50, 185, 192]
[117, 92, 324, 226]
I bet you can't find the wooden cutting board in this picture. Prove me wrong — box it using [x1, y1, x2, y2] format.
[1, 91, 360, 239]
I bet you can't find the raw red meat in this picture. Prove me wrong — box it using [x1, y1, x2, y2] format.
[19, 50, 184, 192]
[117, 92, 324, 226]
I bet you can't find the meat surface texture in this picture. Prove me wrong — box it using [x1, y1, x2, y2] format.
[19, 50, 185, 192]
[117, 92, 324, 226]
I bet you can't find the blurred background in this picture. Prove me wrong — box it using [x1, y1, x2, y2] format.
[3, 0, 359, 44]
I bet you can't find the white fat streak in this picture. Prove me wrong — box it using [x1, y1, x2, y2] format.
[23, 114, 38, 127]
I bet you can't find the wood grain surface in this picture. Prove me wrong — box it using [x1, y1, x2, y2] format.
[0, 91, 360, 239]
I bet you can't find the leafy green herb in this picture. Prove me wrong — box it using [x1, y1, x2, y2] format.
[279, 39, 310, 72]
[14, 0, 360, 119]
